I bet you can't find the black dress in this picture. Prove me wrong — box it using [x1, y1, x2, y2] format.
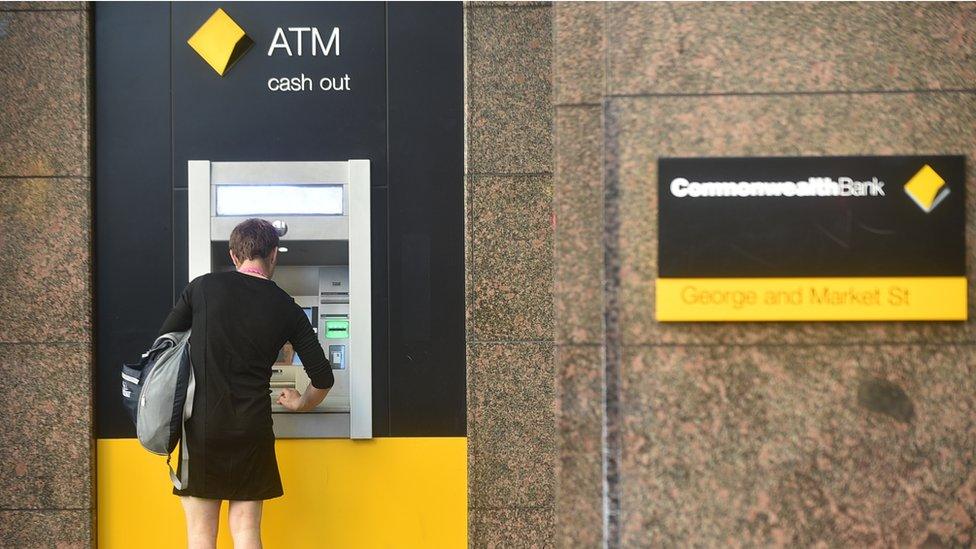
[158, 270, 334, 500]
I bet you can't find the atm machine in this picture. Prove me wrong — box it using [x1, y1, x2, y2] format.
[187, 160, 371, 439]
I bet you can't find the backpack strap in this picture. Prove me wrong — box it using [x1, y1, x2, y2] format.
[168, 421, 190, 490]
[168, 356, 196, 491]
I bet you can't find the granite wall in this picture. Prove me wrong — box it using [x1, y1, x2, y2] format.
[0, 1, 93, 547]
[550, 2, 976, 547]
[465, 1, 558, 545]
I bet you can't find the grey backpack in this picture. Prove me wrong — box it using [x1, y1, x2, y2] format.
[121, 330, 196, 489]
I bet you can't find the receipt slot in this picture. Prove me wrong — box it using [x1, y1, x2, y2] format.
[188, 160, 372, 439]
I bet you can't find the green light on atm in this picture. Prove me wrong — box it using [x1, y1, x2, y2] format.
[325, 320, 349, 338]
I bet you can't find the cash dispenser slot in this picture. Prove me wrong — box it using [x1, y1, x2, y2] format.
[270, 366, 297, 393]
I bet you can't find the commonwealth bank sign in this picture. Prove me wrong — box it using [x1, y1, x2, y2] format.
[656, 155, 967, 322]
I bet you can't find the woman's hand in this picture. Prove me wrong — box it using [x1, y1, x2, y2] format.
[276, 388, 305, 411]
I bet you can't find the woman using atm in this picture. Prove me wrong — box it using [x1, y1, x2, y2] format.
[158, 218, 334, 549]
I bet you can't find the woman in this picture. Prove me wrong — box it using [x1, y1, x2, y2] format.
[158, 218, 334, 549]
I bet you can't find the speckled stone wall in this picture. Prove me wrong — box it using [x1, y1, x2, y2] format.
[465, 1, 557, 546]
[551, 2, 976, 547]
[0, 1, 93, 547]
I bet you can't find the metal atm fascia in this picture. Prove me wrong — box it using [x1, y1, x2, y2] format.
[187, 160, 372, 439]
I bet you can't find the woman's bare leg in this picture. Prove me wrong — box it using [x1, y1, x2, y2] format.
[180, 496, 221, 549]
[228, 500, 263, 549]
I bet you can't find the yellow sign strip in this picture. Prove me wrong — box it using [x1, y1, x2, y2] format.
[656, 277, 967, 321]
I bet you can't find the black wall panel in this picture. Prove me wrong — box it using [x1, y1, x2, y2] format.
[95, 2, 464, 438]
[94, 2, 173, 438]
[387, 2, 465, 435]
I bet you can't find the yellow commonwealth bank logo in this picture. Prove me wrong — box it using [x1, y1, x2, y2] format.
[187, 8, 253, 76]
[903, 164, 949, 213]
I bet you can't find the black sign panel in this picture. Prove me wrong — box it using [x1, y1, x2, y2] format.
[658, 155, 966, 278]
[171, 2, 388, 190]
[95, 2, 464, 438]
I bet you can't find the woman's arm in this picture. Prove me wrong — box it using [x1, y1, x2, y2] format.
[276, 303, 334, 412]
[303, 385, 329, 409]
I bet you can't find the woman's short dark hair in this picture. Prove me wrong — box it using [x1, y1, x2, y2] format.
[229, 218, 280, 261]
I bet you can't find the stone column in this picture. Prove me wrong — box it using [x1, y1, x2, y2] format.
[553, 4, 607, 546]
[0, 2, 93, 547]
[464, 2, 556, 546]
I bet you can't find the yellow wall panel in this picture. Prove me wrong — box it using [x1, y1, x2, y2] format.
[97, 438, 467, 548]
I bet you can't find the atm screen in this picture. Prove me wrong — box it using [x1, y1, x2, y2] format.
[291, 307, 316, 365]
